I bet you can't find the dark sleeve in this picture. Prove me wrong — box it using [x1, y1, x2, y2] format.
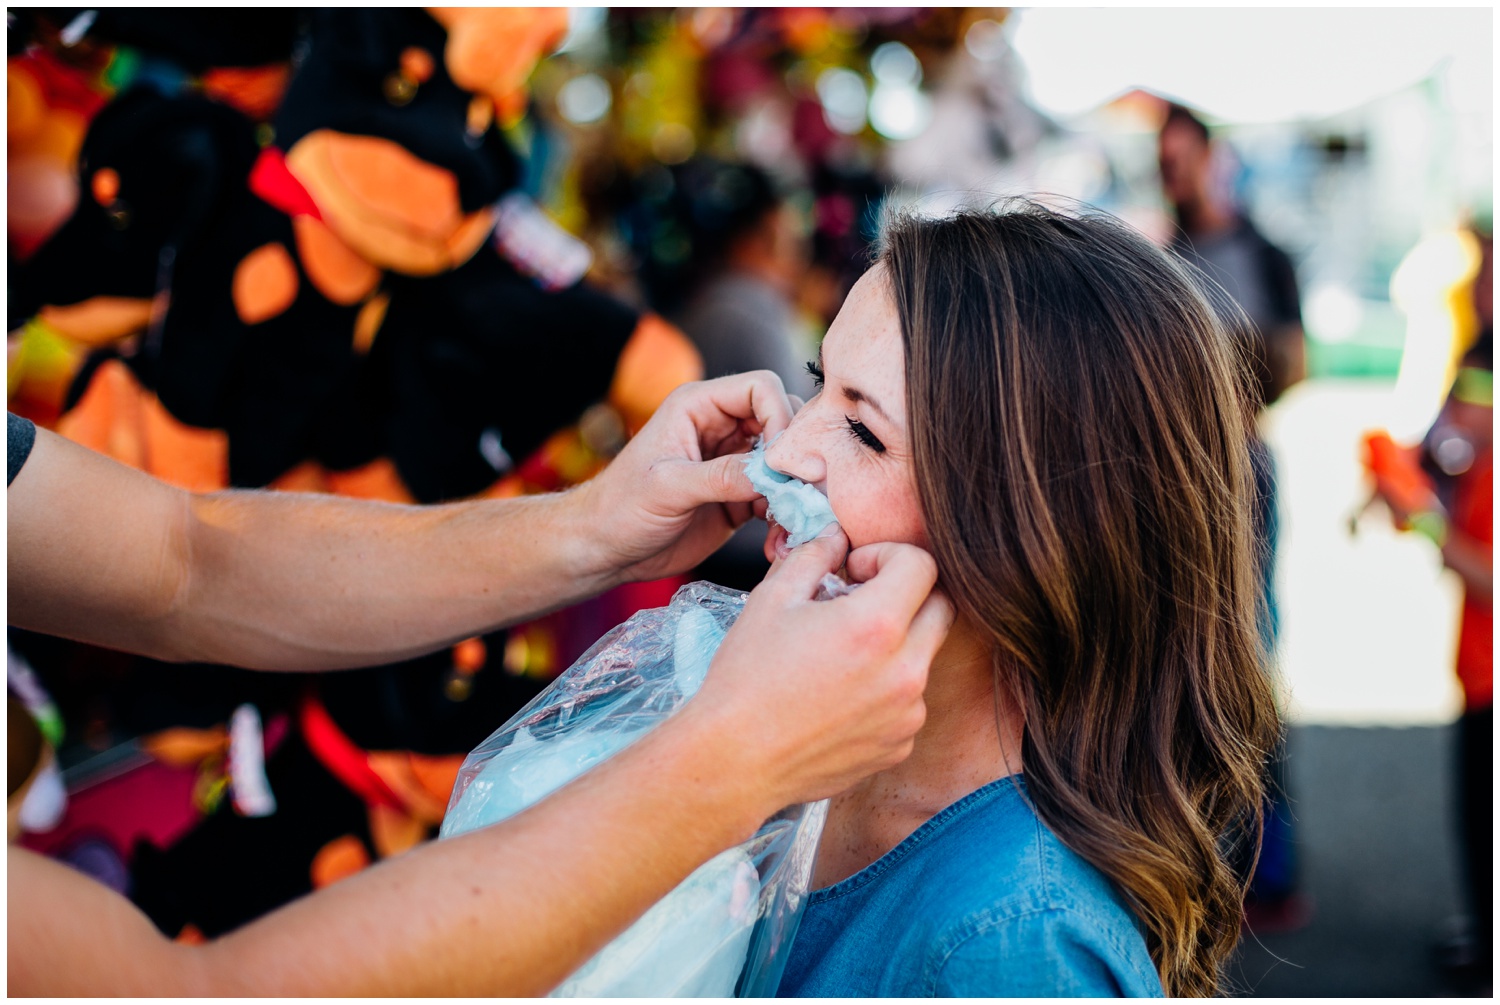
[1258, 239, 1303, 328]
[8, 412, 37, 486]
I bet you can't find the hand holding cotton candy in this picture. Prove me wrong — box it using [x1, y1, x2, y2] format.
[742, 441, 837, 547]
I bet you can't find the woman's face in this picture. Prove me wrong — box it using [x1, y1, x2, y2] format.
[764, 267, 928, 558]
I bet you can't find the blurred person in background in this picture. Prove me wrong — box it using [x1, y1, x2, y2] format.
[621, 157, 816, 401]
[1158, 102, 1309, 931]
[1378, 230, 1492, 990]
[1159, 103, 1308, 415]
[670, 159, 816, 401]
[628, 157, 818, 591]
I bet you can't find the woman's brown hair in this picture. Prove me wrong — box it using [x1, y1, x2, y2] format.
[880, 201, 1279, 996]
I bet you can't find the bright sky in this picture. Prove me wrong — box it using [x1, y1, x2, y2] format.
[1009, 7, 1493, 125]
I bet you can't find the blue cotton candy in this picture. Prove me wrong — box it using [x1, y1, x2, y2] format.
[439, 721, 652, 837]
[671, 607, 723, 693]
[441, 610, 728, 848]
[742, 442, 837, 546]
[552, 846, 759, 997]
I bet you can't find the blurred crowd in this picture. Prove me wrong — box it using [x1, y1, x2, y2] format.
[5, 7, 1490, 990]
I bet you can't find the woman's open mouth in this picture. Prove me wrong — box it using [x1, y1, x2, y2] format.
[765, 519, 791, 561]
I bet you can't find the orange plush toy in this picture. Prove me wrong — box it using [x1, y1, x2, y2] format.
[274, 9, 568, 278]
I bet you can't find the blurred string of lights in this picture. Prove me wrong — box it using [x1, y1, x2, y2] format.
[531, 9, 1000, 217]
[543, 9, 987, 147]
[525, 7, 1006, 312]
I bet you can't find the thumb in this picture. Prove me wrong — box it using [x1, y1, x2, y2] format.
[759, 524, 849, 603]
[669, 452, 760, 510]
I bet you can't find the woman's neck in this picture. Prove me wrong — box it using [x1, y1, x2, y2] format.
[811, 616, 1025, 889]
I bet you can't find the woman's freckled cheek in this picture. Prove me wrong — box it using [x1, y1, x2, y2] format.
[824, 459, 925, 551]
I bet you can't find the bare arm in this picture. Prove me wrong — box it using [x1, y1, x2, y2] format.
[6, 373, 795, 670]
[7, 427, 611, 668]
[1442, 527, 1493, 604]
[8, 709, 761, 996]
[9, 532, 953, 996]
[1370, 468, 1492, 603]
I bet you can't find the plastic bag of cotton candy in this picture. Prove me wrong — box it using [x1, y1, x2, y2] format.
[441, 582, 834, 997]
[442, 444, 844, 997]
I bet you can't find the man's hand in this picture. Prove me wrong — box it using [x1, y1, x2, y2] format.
[575, 371, 796, 584]
[678, 528, 954, 812]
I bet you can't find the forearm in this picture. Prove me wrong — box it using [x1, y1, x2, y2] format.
[8, 709, 766, 996]
[10, 516, 951, 997]
[163, 486, 616, 670]
[11, 375, 796, 668]
[8, 426, 620, 670]
[204, 706, 764, 995]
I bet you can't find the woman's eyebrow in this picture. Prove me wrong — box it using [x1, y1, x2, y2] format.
[842, 385, 891, 424]
[820, 345, 893, 423]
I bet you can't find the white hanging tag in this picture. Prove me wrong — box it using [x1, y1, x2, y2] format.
[229, 703, 277, 818]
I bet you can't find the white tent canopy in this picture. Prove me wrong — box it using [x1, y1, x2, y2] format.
[1009, 7, 1491, 125]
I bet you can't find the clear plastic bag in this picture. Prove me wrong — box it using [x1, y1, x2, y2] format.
[441, 581, 829, 997]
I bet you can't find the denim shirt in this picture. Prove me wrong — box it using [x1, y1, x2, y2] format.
[777, 776, 1165, 997]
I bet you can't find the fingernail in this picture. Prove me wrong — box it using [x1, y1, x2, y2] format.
[815, 521, 843, 539]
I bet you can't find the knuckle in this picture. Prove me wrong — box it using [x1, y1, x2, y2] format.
[860, 614, 901, 651]
[902, 546, 938, 582]
[906, 698, 929, 730]
[710, 456, 737, 491]
[892, 710, 925, 747]
[664, 381, 697, 409]
[802, 535, 840, 562]
[747, 368, 783, 390]
[883, 738, 916, 769]
[895, 676, 927, 710]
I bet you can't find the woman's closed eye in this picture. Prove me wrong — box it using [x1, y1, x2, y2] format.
[845, 416, 886, 453]
[806, 359, 885, 452]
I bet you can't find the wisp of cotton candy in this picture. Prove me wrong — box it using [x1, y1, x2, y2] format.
[742, 441, 837, 547]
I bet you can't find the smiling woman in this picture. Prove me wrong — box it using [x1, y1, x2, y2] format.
[771, 201, 1279, 998]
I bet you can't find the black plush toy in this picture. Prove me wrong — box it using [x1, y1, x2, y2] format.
[16, 86, 369, 488]
[12, 8, 704, 939]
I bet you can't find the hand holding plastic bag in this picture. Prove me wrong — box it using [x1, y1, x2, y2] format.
[441, 582, 836, 997]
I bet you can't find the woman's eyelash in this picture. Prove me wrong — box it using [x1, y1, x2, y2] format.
[804, 360, 824, 388]
[846, 416, 886, 453]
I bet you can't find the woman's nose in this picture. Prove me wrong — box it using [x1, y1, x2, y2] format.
[763, 408, 826, 488]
